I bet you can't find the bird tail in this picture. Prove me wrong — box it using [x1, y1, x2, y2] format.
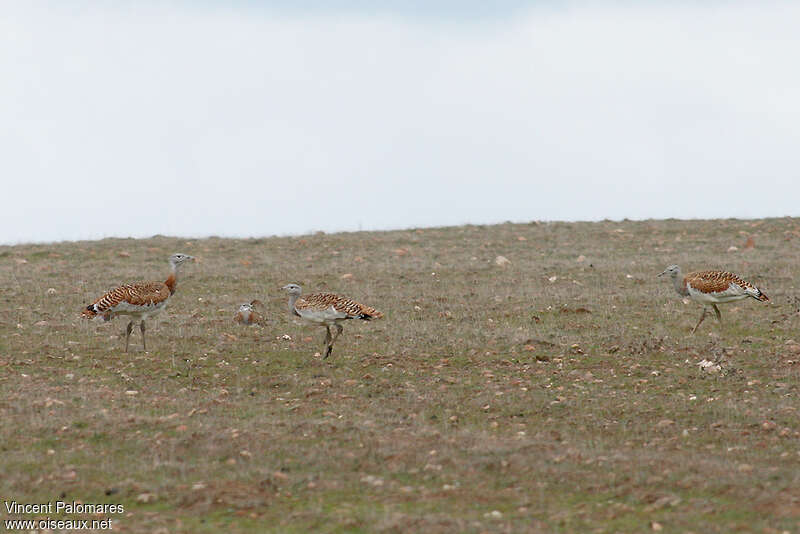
[747, 287, 769, 302]
[359, 306, 384, 320]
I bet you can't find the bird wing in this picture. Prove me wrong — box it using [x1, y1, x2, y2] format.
[295, 295, 348, 321]
[235, 310, 264, 325]
[296, 293, 383, 320]
[88, 281, 171, 314]
[685, 271, 768, 301]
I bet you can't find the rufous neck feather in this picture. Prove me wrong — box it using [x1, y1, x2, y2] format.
[165, 264, 178, 295]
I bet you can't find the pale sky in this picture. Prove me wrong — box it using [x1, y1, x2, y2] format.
[2, 1, 799, 244]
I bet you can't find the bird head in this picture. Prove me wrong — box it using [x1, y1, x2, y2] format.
[658, 264, 680, 278]
[169, 253, 195, 269]
[281, 283, 302, 296]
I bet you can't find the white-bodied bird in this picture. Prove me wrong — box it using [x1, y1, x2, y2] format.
[82, 253, 195, 351]
[659, 264, 769, 333]
[281, 283, 383, 358]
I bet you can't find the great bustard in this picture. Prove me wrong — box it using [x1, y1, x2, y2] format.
[82, 253, 195, 351]
[659, 265, 769, 333]
[281, 284, 383, 358]
[234, 301, 264, 325]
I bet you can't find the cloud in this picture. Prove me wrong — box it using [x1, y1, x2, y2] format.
[2, 2, 799, 243]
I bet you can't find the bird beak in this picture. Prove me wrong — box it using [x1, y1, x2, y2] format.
[657, 270, 667, 277]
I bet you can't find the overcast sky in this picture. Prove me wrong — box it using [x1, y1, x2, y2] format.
[2, 1, 799, 244]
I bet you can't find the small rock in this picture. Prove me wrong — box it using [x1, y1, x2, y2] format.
[697, 359, 721, 372]
[495, 255, 511, 266]
[340, 273, 353, 279]
[46, 288, 57, 295]
[361, 475, 384, 487]
[727, 246, 738, 252]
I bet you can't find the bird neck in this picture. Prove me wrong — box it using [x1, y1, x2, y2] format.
[671, 271, 688, 296]
[287, 293, 300, 315]
[165, 264, 179, 295]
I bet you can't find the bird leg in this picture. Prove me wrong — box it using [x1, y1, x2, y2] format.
[332, 324, 344, 344]
[691, 308, 708, 334]
[322, 326, 333, 359]
[140, 320, 147, 351]
[323, 324, 344, 359]
[711, 304, 722, 323]
[324, 326, 332, 345]
[125, 321, 134, 352]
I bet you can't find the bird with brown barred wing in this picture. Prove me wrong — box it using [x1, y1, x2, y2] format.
[659, 265, 769, 333]
[234, 301, 265, 326]
[82, 253, 195, 352]
[281, 283, 383, 359]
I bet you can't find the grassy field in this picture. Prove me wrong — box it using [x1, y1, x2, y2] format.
[1, 218, 800, 533]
